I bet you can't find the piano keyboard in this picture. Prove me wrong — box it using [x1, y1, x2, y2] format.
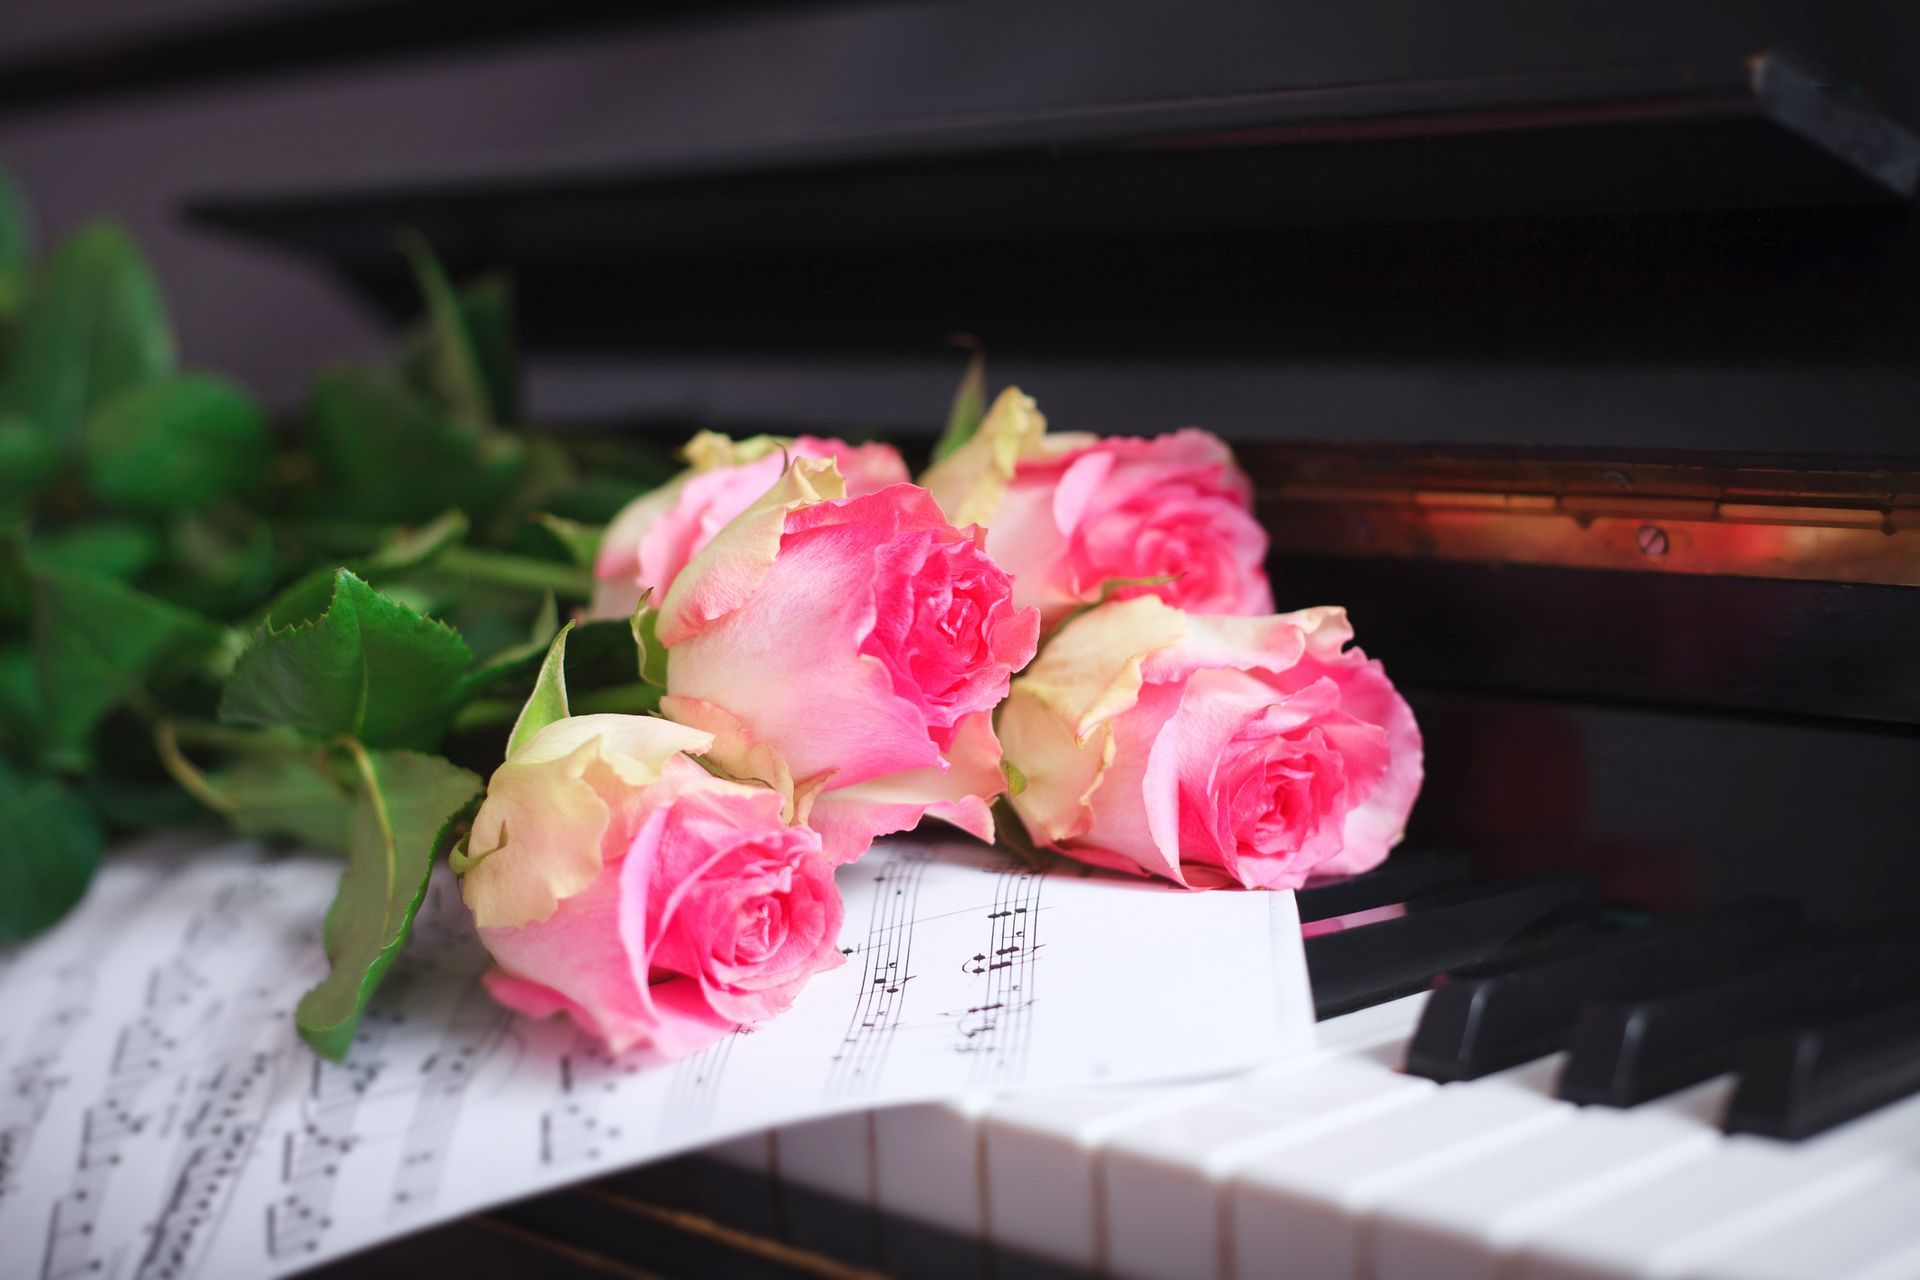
[681, 856, 1920, 1280]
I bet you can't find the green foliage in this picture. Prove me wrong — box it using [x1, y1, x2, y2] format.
[295, 747, 480, 1059]
[84, 374, 271, 513]
[2, 222, 174, 456]
[222, 570, 473, 750]
[0, 168, 33, 321]
[0, 762, 104, 941]
[0, 177, 680, 1062]
[207, 750, 357, 850]
[31, 561, 223, 763]
[307, 368, 526, 525]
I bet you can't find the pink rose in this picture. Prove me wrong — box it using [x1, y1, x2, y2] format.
[655, 457, 1040, 865]
[457, 712, 843, 1056]
[921, 389, 1272, 628]
[999, 596, 1422, 890]
[590, 432, 910, 620]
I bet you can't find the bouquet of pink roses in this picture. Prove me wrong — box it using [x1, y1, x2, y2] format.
[456, 386, 1423, 1058]
[0, 212, 1418, 1062]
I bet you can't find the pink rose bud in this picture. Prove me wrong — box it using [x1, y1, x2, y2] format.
[655, 457, 1041, 865]
[591, 432, 910, 621]
[1000, 596, 1422, 890]
[458, 713, 844, 1057]
[921, 389, 1273, 628]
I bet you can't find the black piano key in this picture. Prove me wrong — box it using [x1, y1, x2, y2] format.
[1560, 930, 1920, 1107]
[1725, 989, 1920, 1141]
[1404, 899, 1805, 1083]
[1297, 850, 1473, 923]
[1304, 873, 1598, 1021]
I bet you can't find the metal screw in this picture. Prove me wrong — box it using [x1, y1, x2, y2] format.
[1636, 524, 1669, 557]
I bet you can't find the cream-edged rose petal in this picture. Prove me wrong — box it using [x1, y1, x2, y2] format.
[1014, 595, 1189, 744]
[804, 710, 1008, 863]
[921, 386, 1055, 528]
[460, 715, 714, 930]
[656, 455, 847, 647]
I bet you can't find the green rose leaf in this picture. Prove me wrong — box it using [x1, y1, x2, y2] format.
[508, 621, 572, 756]
[84, 373, 271, 513]
[207, 750, 357, 851]
[307, 368, 525, 525]
[0, 761, 104, 941]
[396, 238, 517, 427]
[32, 562, 223, 760]
[30, 520, 165, 581]
[221, 569, 473, 749]
[930, 342, 987, 465]
[0, 413, 57, 504]
[295, 747, 480, 1059]
[3, 222, 174, 456]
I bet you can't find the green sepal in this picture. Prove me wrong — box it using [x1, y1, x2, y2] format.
[929, 342, 987, 465]
[630, 593, 668, 687]
[508, 621, 573, 756]
[1001, 758, 1028, 798]
[295, 747, 481, 1059]
[31, 561, 223, 759]
[534, 513, 603, 571]
[2, 222, 174, 457]
[83, 373, 271, 513]
[0, 761, 104, 941]
[221, 569, 473, 750]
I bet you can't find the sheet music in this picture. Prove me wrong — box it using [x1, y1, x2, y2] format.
[0, 831, 1315, 1279]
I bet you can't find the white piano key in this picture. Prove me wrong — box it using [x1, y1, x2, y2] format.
[1102, 1059, 1434, 1279]
[1517, 1091, 1920, 1280]
[702, 1130, 775, 1174]
[986, 1080, 1222, 1269]
[772, 1112, 875, 1206]
[1691, 1166, 1920, 1280]
[872, 1095, 995, 1237]
[1366, 1078, 1734, 1280]
[983, 993, 1430, 1272]
[1229, 1057, 1574, 1280]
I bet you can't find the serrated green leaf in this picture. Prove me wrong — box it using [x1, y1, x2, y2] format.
[84, 373, 270, 513]
[221, 569, 473, 750]
[0, 761, 104, 940]
[31, 562, 222, 759]
[296, 747, 480, 1058]
[307, 368, 525, 525]
[260, 509, 470, 631]
[207, 750, 356, 850]
[508, 621, 572, 756]
[930, 342, 987, 465]
[3, 222, 174, 456]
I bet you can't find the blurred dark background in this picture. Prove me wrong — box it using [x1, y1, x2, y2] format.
[4, 0, 1917, 919]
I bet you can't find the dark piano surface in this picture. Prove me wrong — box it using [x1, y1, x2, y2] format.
[5, 4, 1917, 1275]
